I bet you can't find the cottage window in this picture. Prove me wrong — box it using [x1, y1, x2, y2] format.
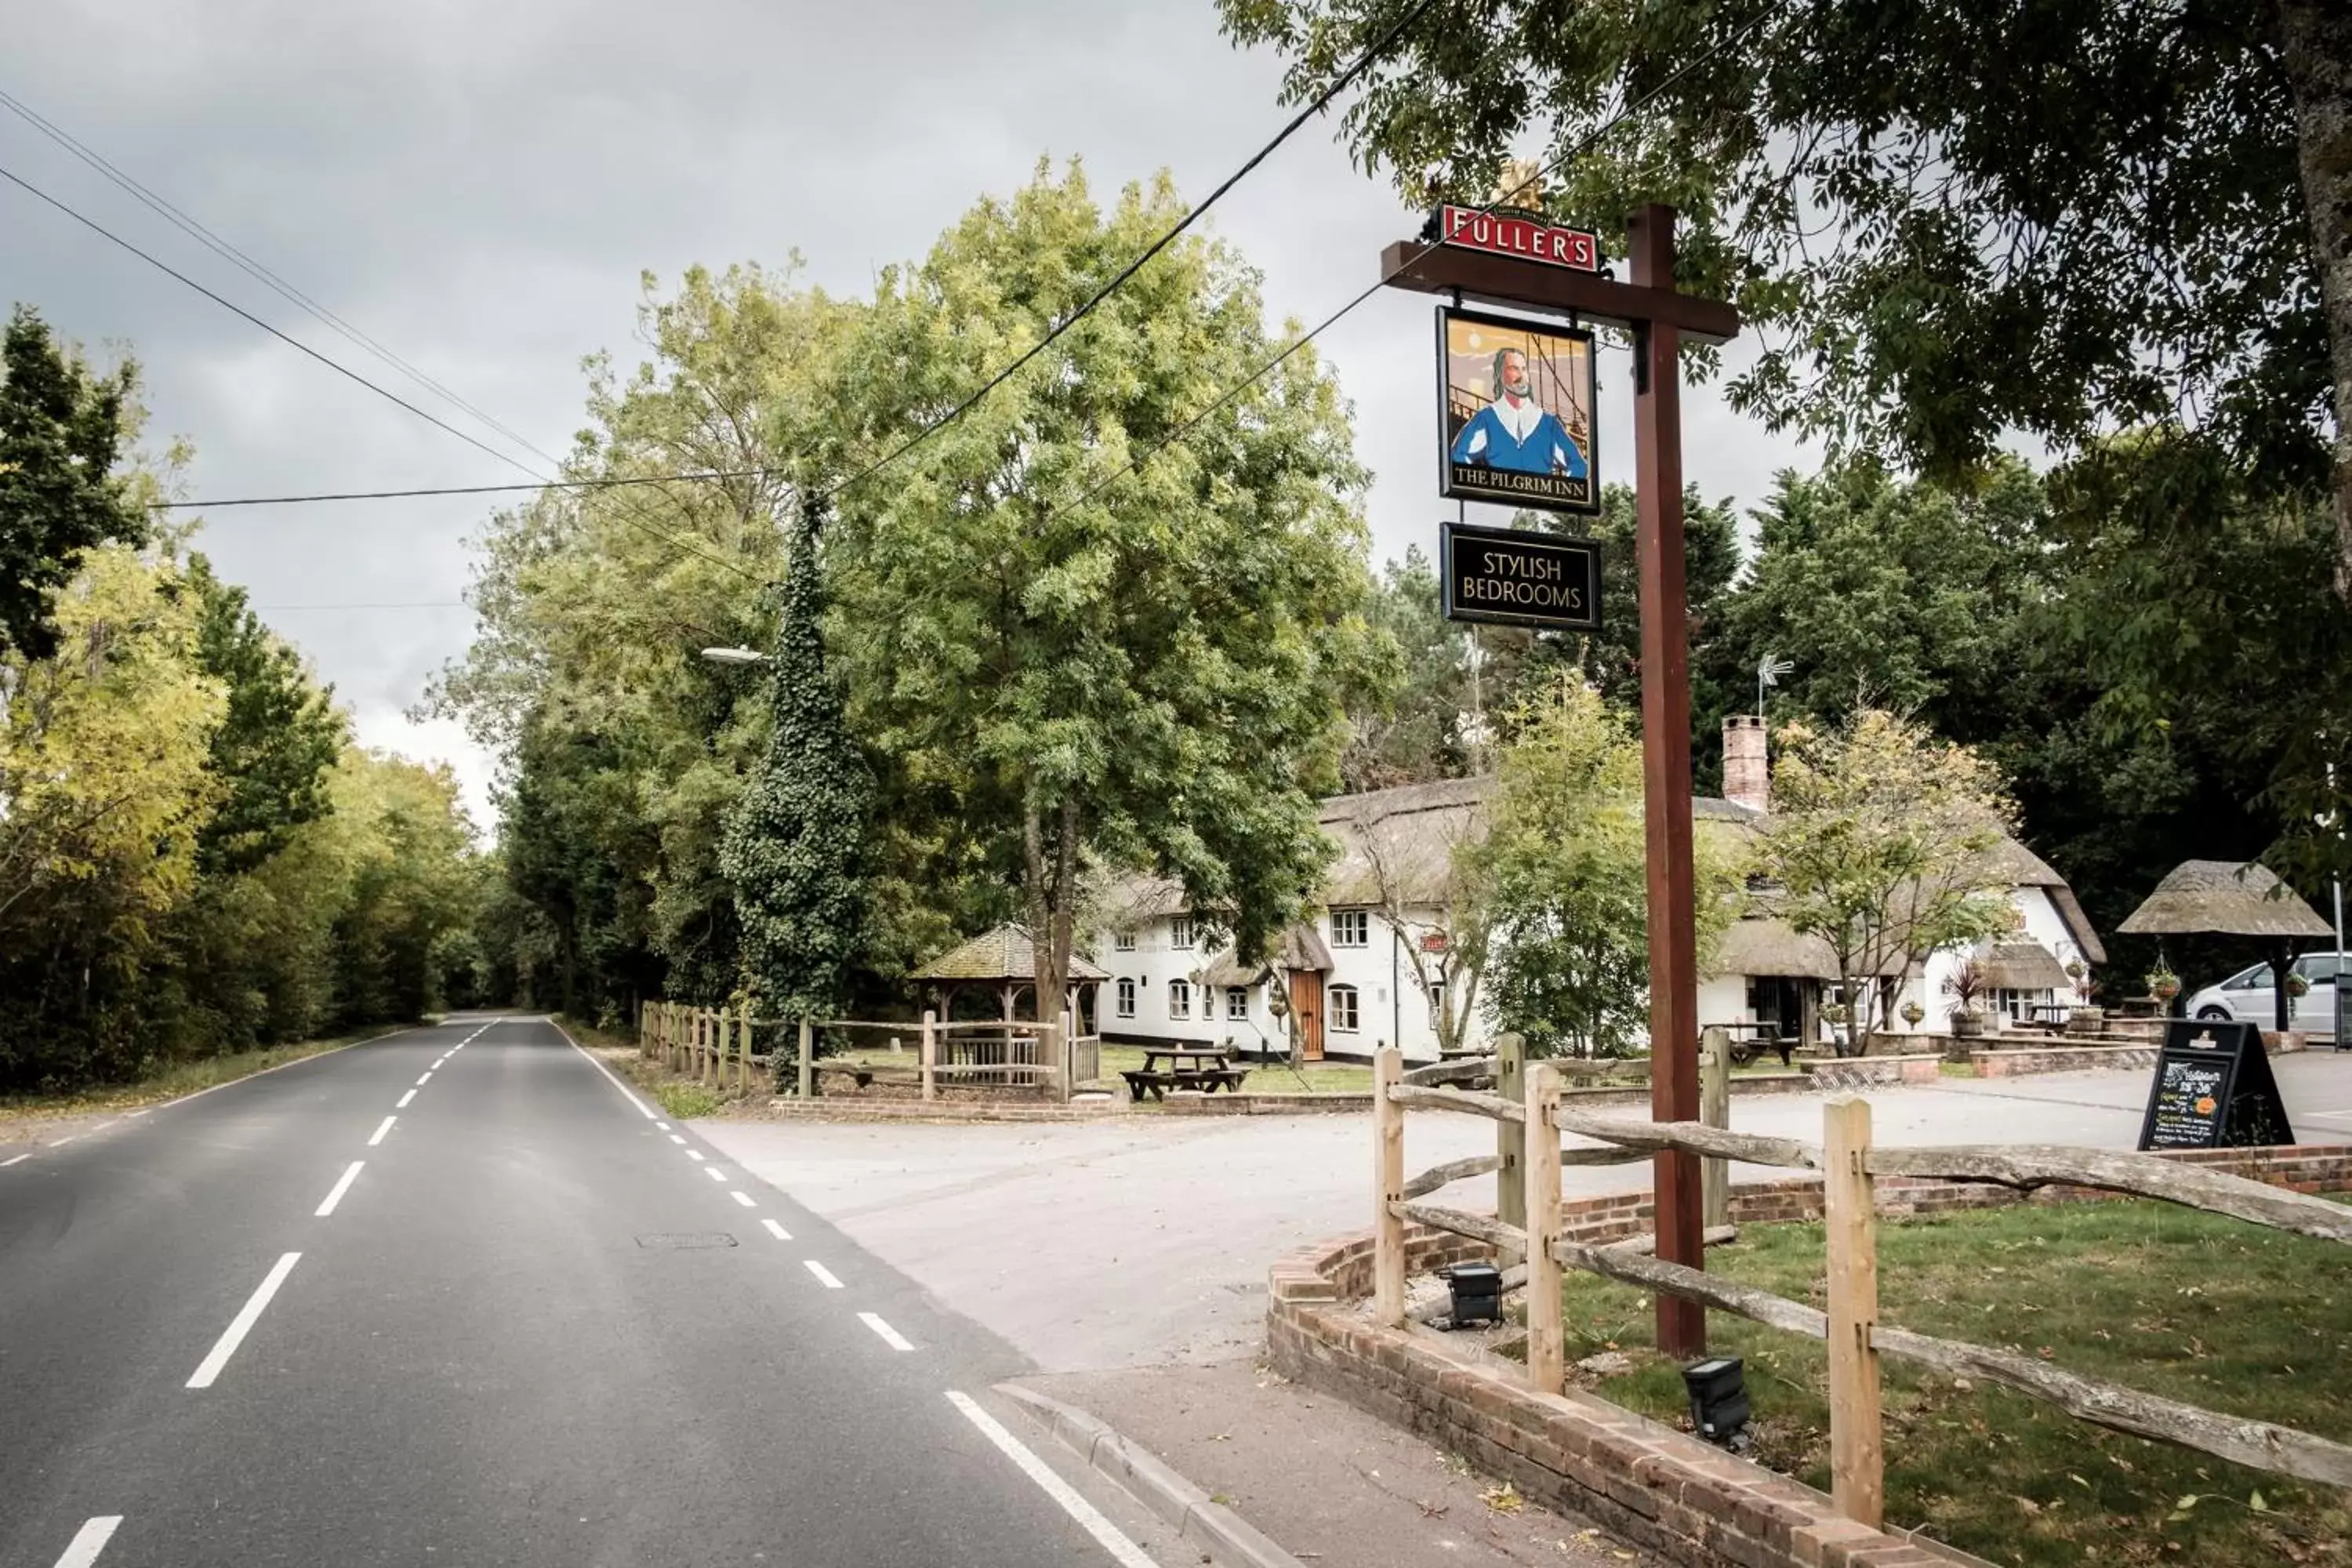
[1330, 984, 1361, 1033]
[1170, 917, 1196, 950]
[1116, 978, 1135, 1018]
[1168, 979, 1192, 1018]
[1113, 931, 1135, 952]
[1226, 986, 1248, 1021]
[1330, 909, 1370, 947]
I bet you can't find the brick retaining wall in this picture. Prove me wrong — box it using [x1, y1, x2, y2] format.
[1266, 1145, 2352, 1568]
[1969, 1042, 2156, 1078]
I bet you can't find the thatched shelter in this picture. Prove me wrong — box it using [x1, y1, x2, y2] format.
[2118, 860, 2332, 1030]
[910, 923, 1108, 1024]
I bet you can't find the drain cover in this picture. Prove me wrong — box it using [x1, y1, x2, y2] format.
[636, 1232, 738, 1249]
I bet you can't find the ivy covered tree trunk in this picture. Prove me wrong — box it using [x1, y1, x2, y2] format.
[720, 501, 873, 1064]
[2278, 0, 2352, 601]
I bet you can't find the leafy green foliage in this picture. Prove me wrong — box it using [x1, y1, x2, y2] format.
[1218, 0, 2336, 519]
[826, 162, 1385, 1005]
[1476, 674, 1739, 1058]
[186, 554, 344, 875]
[0, 306, 144, 662]
[720, 509, 873, 1023]
[1754, 710, 2016, 1052]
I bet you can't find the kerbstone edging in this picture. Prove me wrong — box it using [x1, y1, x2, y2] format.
[995, 1382, 1305, 1568]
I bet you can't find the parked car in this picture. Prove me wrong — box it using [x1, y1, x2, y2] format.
[2183, 951, 2344, 1034]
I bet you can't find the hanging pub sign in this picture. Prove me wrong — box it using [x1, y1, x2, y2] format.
[1439, 518, 1601, 633]
[1437, 305, 1599, 514]
[2134, 1018, 2297, 1152]
[1424, 204, 1602, 273]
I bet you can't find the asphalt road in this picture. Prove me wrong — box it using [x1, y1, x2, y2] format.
[0, 1017, 1167, 1568]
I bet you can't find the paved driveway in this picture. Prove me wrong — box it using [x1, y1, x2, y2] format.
[698, 1051, 2352, 1374]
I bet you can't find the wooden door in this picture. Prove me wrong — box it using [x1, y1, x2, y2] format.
[1290, 970, 1326, 1062]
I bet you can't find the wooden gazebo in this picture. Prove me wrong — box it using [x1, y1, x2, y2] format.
[909, 923, 1107, 1027]
[2117, 859, 2332, 1032]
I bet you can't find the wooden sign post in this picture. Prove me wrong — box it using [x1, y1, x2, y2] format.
[1381, 201, 1739, 1356]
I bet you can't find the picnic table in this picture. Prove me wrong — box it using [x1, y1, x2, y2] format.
[1122, 1045, 1247, 1101]
[2015, 1002, 2074, 1033]
[1705, 1021, 1800, 1069]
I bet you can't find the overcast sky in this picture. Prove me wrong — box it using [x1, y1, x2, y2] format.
[2, 0, 1809, 834]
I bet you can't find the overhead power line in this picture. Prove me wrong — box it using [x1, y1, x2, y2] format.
[131, 0, 1443, 520]
[0, 154, 764, 583]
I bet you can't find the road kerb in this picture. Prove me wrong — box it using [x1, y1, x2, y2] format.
[994, 1382, 1305, 1568]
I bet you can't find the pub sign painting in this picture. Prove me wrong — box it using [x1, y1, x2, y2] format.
[1437, 305, 1598, 514]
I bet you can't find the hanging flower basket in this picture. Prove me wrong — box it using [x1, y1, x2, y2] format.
[2148, 970, 2181, 1001]
[1899, 1000, 1926, 1027]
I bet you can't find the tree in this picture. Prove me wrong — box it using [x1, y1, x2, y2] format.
[0, 306, 145, 661]
[1349, 795, 1490, 1058]
[1218, 1, 2350, 596]
[186, 555, 345, 874]
[1751, 710, 2016, 1054]
[1342, 546, 1471, 789]
[828, 162, 1385, 1022]
[1475, 674, 1739, 1058]
[720, 505, 873, 1029]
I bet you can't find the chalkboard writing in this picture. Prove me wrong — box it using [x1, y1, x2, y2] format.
[2144, 1056, 2231, 1149]
[2135, 1019, 2296, 1152]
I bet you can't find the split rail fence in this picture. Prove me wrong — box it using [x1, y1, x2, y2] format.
[1370, 1042, 2352, 1529]
[637, 1000, 1102, 1103]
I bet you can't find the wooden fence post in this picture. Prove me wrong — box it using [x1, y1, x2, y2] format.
[921, 1010, 937, 1102]
[636, 998, 647, 1057]
[1525, 1061, 1565, 1394]
[1824, 1096, 1884, 1529]
[1496, 1031, 1526, 1267]
[1700, 1025, 1732, 1231]
[703, 1010, 718, 1087]
[659, 1003, 671, 1070]
[797, 1015, 814, 1099]
[739, 1011, 753, 1094]
[1373, 1046, 1407, 1326]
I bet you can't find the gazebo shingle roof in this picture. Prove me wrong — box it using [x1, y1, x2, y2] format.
[910, 923, 1109, 984]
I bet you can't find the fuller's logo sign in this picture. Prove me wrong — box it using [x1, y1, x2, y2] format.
[1429, 205, 1600, 273]
[1439, 520, 1601, 633]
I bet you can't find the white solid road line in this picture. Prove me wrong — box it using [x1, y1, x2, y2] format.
[396, 1090, 416, 1109]
[804, 1260, 844, 1289]
[50, 1515, 123, 1568]
[368, 1116, 397, 1147]
[314, 1161, 365, 1217]
[730, 1190, 757, 1207]
[858, 1312, 915, 1352]
[187, 1252, 301, 1388]
[761, 1218, 791, 1240]
[945, 1392, 1157, 1568]
[548, 1017, 658, 1118]
[2, 1153, 30, 1167]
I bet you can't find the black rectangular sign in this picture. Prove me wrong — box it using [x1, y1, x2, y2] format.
[2136, 1018, 2296, 1152]
[1439, 520, 1601, 633]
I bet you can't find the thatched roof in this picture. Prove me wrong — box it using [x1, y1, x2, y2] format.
[1983, 942, 2071, 991]
[2115, 860, 2332, 939]
[1196, 920, 1333, 986]
[1704, 916, 1908, 981]
[911, 924, 1109, 985]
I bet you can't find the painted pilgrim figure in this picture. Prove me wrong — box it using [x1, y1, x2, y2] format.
[1448, 347, 1587, 479]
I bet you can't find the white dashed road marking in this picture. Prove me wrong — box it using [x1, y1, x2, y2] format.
[705, 1166, 727, 1182]
[368, 1116, 396, 1147]
[187, 1252, 301, 1388]
[731, 1190, 756, 1207]
[669, 1134, 687, 1145]
[396, 1090, 416, 1109]
[2, 1153, 29, 1167]
[858, 1313, 915, 1352]
[415, 1073, 432, 1086]
[945, 1392, 1156, 1568]
[686, 1150, 704, 1161]
[804, 1260, 844, 1289]
[761, 1219, 791, 1240]
[314, 1161, 365, 1217]
[49, 1515, 123, 1567]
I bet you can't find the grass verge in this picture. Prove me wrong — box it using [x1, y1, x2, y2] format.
[0, 1026, 412, 1130]
[568, 1015, 759, 1120]
[1562, 1200, 2352, 1566]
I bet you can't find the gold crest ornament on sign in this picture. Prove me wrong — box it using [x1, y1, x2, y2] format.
[1492, 158, 1544, 213]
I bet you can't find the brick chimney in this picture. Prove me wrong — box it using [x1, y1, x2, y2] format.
[1723, 715, 1769, 814]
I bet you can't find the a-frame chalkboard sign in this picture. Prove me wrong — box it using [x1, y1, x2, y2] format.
[2136, 1018, 2297, 1152]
